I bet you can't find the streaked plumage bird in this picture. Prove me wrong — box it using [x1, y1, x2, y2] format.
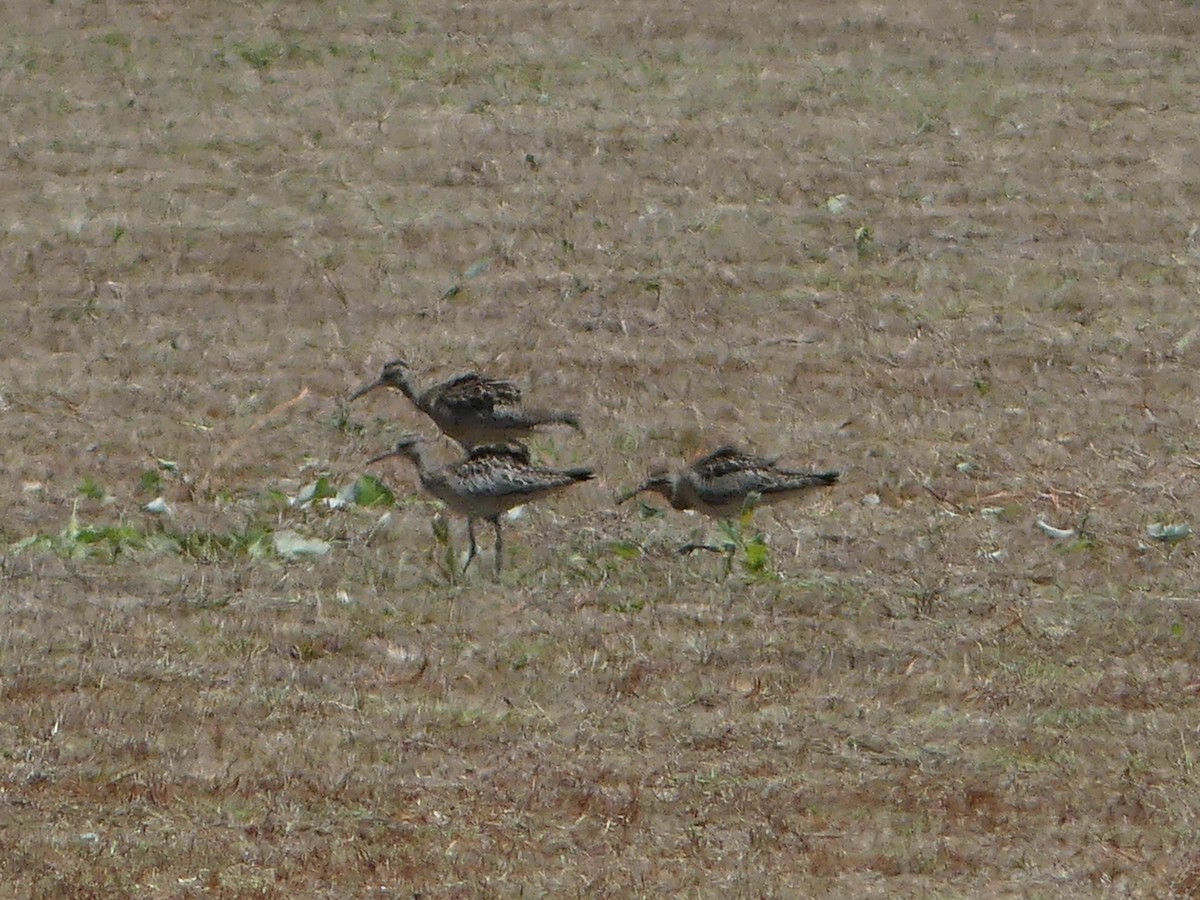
[350, 359, 582, 449]
[618, 445, 840, 519]
[367, 436, 594, 576]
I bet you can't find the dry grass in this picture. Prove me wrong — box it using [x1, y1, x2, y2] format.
[3, 0, 1200, 895]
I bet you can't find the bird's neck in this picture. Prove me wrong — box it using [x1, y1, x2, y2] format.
[398, 444, 431, 477]
[409, 452, 455, 504]
[669, 475, 695, 510]
[404, 446, 449, 494]
[392, 372, 421, 405]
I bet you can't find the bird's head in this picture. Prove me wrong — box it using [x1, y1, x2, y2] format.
[349, 358, 413, 401]
[366, 434, 427, 467]
[616, 469, 674, 505]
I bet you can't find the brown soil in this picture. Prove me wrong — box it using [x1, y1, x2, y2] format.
[2, 0, 1200, 895]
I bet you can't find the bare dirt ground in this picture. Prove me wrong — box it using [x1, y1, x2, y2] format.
[2, 0, 1200, 895]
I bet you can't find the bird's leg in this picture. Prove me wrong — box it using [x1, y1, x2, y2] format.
[463, 518, 479, 574]
[675, 539, 733, 583]
[491, 517, 503, 578]
[677, 542, 722, 555]
[677, 522, 721, 556]
[430, 512, 457, 581]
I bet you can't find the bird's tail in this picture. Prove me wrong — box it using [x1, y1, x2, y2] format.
[773, 469, 840, 490]
[806, 470, 840, 487]
[564, 467, 595, 483]
[544, 410, 583, 432]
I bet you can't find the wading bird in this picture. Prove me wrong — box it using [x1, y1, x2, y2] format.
[367, 436, 594, 577]
[351, 359, 582, 449]
[618, 445, 839, 553]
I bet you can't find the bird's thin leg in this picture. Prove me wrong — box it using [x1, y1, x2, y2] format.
[463, 518, 479, 574]
[721, 545, 735, 581]
[677, 542, 722, 555]
[492, 517, 503, 578]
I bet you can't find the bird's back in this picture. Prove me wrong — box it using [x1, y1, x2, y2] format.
[424, 372, 578, 447]
[690, 446, 779, 479]
[464, 441, 532, 466]
[679, 448, 838, 516]
[446, 444, 593, 516]
[429, 372, 523, 414]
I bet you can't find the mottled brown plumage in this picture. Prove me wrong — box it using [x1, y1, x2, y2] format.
[368, 435, 594, 576]
[619, 445, 839, 519]
[351, 359, 582, 448]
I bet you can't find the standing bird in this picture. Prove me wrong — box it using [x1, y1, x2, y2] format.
[618, 445, 839, 552]
[350, 359, 582, 449]
[367, 436, 595, 577]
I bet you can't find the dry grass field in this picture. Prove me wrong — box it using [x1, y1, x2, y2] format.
[3, 0, 1200, 895]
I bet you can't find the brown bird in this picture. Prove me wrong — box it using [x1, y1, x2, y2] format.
[367, 435, 594, 576]
[618, 445, 839, 552]
[351, 359, 582, 449]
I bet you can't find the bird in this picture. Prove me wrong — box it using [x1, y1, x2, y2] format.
[617, 445, 839, 552]
[350, 359, 582, 449]
[366, 435, 595, 577]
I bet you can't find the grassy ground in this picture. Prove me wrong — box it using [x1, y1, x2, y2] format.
[3, 0, 1200, 895]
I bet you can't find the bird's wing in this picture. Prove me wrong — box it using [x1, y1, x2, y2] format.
[463, 442, 532, 466]
[691, 445, 778, 478]
[711, 468, 838, 501]
[455, 453, 578, 500]
[436, 371, 523, 412]
[771, 468, 841, 489]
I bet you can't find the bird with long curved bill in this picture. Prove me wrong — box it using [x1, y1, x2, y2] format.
[351, 359, 582, 449]
[618, 445, 839, 554]
[368, 435, 594, 577]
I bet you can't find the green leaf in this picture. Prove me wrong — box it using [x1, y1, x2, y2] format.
[233, 41, 281, 71]
[738, 493, 761, 528]
[139, 469, 163, 494]
[743, 535, 770, 571]
[352, 474, 395, 508]
[77, 476, 105, 500]
[608, 541, 641, 560]
[244, 528, 275, 560]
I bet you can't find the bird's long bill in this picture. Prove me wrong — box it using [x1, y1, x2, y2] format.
[348, 378, 385, 401]
[366, 447, 402, 466]
[615, 481, 649, 505]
